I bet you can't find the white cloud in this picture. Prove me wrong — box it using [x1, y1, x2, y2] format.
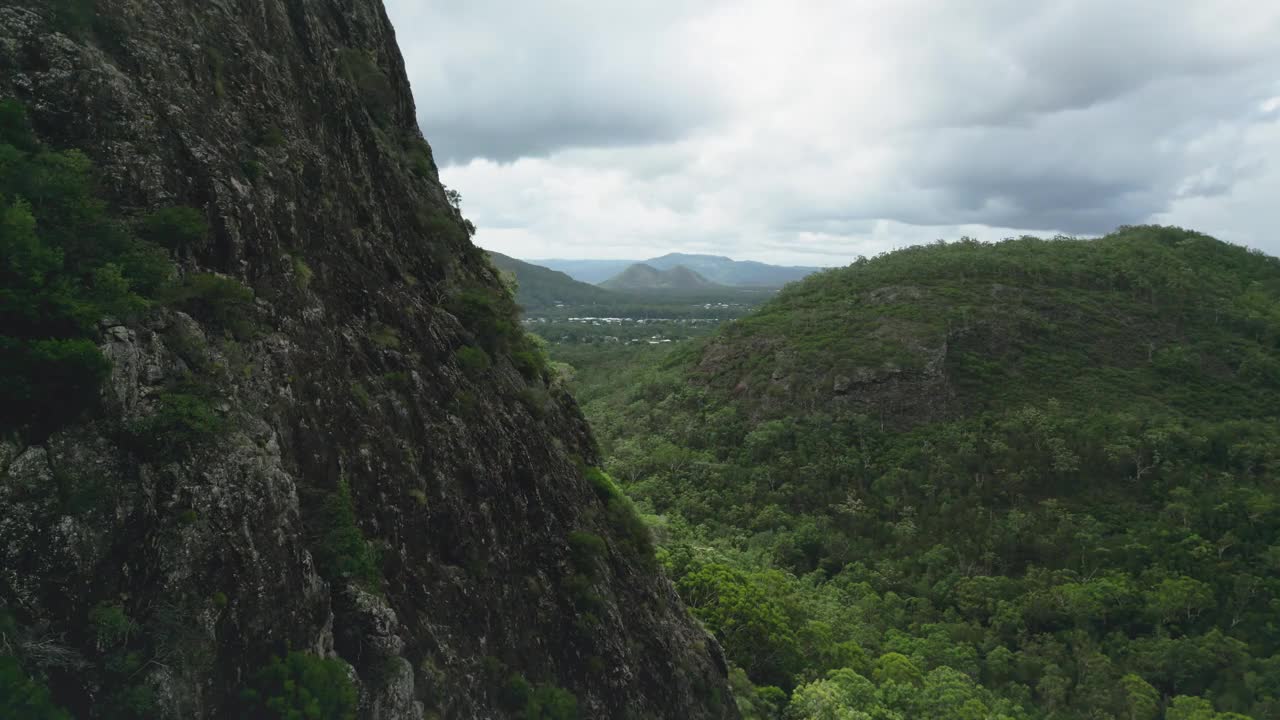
[385, 0, 1280, 265]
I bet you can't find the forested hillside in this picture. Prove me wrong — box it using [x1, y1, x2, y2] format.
[569, 227, 1280, 719]
[486, 250, 616, 310]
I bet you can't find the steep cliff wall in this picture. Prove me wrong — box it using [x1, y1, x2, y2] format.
[0, 1, 734, 717]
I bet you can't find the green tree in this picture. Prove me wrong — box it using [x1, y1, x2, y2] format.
[0, 656, 70, 720]
[1146, 576, 1216, 626]
[1166, 696, 1221, 720]
[872, 653, 923, 688]
[315, 479, 381, 591]
[1119, 674, 1160, 720]
[676, 564, 801, 688]
[137, 206, 207, 251]
[239, 652, 358, 720]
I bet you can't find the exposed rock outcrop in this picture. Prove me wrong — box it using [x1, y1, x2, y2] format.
[0, 1, 734, 717]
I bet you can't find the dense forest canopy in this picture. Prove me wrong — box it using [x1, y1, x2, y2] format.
[564, 226, 1280, 719]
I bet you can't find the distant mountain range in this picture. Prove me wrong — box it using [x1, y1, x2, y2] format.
[600, 263, 721, 292]
[645, 253, 823, 287]
[487, 250, 796, 310]
[531, 259, 634, 284]
[533, 253, 825, 287]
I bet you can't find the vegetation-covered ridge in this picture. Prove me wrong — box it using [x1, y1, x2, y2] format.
[601, 263, 723, 292]
[486, 250, 616, 310]
[695, 226, 1280, 425]
[571, 226, 1280, 719]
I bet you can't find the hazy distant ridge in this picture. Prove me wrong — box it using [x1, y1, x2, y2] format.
[644, 253, 822, 286]
[535, 253, 824, 287]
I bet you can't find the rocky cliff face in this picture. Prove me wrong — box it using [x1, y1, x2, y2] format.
[0, 1, 734, 717]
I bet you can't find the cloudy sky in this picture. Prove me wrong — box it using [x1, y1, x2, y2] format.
[384, 0, 1280, 266]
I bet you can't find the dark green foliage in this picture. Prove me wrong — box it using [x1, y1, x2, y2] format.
[0, 656, 70, 720]
[497, 672, 534, 711]
[511, 347, 549, 381]
[205, 47, 226, 99]
[581, 468, 656, 570]
[337, 48, 395, 115]
[48, 0, 96, 36]
[162, 323, 212, 372]
[111, 240, 174, 297]
[446, 283, 524, 354]
[162, 273, 255, 338]
[80, 603, 159, 718]
[421, 207, 469, 246]
[291, 255, 313, 290]
[100, 681, 157, 719]
[239, 651, 358, 720]
[568, 531, 607, 576]
[0, 99, 36, 151]
[350, 382, 373, 409]
[137, 206, 207, 251]
[517, 386, 550, 417]
[562, 228, 1280, 719]
[603, 493, 655, 570]
[525, 686, 578, 720]
[562, 572, 604, 618]
[125, 392, 227, 458]
[89, 603, 136, 648]
[241, 159, 263, 181]
[369, 322, 400, 349]
[497, 672, 579, 720]
[0, 612, 71, 720]
[404, 137, 435, 178]
[380, 371, 410, 390]
[0, 337, 110, 432]
[0, 99, 174, 435]
[455, 345, 491, 375]
[518, 334, 555, 381]
[451, 389, 481, 419]
[728, 667, 786, 720]
[254, 126, 286, 148]
[315, 479, 382, 592]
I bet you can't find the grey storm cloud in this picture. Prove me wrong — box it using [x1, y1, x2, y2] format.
[383, 0, 1280, 263]
[387, 1, 723, 164]
[420, 104, 705, 167]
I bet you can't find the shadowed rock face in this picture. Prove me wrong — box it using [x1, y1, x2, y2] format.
[0, 2, 734, 718]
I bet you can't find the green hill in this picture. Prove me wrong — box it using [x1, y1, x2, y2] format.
[601, 263, 722, 292]
[572, 226, 1280, 719]
[646, 253, 822, 287]
[486, 250, 616, 310]
[694, 226, 1280, 424]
